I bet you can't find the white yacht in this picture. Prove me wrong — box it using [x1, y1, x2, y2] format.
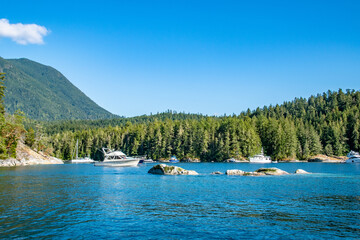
[71, 157, 95, 163]
[70, 140, 95, 163]
[345, 151, 360, 163]
[249, 148, 272, 163]
[94, 148, 140, 167]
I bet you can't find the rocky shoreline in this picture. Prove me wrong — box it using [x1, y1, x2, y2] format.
[148, 164, 310, 176]
[0, 142, 63, 167]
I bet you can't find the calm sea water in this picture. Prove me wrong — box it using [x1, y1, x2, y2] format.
[0, 163, 359, 239]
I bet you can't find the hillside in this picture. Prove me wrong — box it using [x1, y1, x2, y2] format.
[0, 57, 116, 120]
[38, 110, 207, 134]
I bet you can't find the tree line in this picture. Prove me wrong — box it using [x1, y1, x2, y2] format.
[0, 73, 25, 159]
[31, 89, 359, 161]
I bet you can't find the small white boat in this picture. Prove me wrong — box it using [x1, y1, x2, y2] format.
[71, 157, 95, 163]
[143, 159, 155, 163]
[70, 139, 95, 163]
[94, 148, 140, 167]
[249, 148, 272, 163]
[345, 151, 360, 163]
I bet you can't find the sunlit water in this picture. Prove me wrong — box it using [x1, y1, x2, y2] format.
[0, 163, 359, 239]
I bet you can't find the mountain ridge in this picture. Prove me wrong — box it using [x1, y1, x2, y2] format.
[0, 57, 116, 121]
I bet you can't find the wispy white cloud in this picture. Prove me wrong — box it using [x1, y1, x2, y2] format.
[0, 19, 49, 45]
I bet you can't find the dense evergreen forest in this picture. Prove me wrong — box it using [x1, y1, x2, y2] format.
[29, 89, 359, 161]
[0, 73, 25, 159]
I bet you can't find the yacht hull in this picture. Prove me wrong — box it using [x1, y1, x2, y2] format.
[249, 159, 272, 163]
[345, 158, 360, 163]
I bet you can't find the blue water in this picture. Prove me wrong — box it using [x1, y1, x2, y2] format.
[0, 163, 359, 239]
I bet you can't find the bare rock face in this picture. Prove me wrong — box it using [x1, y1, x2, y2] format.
[308, 154, 345, 162]
[295, 169, 310, 174]
[0, 142, 63, 167]
[148, 164, 199, 175]
[255, 167, 289, 175]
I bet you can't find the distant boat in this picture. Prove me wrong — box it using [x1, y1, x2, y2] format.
[133, 155, 154, 164]
[94, 148, 139, 167]
[249, 148, 272, 163]
[143, 159, 155, 163]
[345, 151, 360, 163]
[71, 140, 95, 163]
[169, 155, 179, 163]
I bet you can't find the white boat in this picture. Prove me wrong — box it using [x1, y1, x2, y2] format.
[94, 148, 140, 167]
[345, 151, 360, 163]
[143, 159, 155, 163]
[249, 148, 272, 163]
[70, 139, 95, 163]
[71, 157, 95, 163]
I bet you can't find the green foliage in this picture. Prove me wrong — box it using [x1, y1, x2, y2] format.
[44, 89, 360, 161]
[0, 73, 7, 158]
[3, 111, 26, 157]
[0, 74, 26, 159]
[25, 127, 35, 148]
[0, 57, 116, 121]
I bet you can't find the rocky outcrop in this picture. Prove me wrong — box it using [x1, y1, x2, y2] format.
[308, 154, 345, 162]
[0, 142, 63, 167]
[148, 164, 199, 175]
[211, 171, 224, 175]
[223, 158, 248, 163]
[255, 167, 289, 175]
[181, 158, 201, 163]
[226, 167, 289, 176]
[295, 169, 310, 174]
[226, 169, 265, 176]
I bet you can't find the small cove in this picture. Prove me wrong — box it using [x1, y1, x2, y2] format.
[0, 162, 359, 239]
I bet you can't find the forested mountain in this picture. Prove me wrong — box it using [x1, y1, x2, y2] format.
[0, 57, 115, 120]
[36, 110, 207, 134]
[34, 89, 360, 161]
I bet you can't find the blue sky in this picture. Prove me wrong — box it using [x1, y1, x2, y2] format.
[1, 0, 360, 117]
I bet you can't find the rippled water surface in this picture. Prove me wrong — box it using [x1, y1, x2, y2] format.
[0, 163, 359, 239]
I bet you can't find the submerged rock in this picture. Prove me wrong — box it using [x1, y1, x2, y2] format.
[211, 171, 224, 175]
[295, 169, 310, 174]
[255, 167, 289, 175]
[148, 164, 198, 175]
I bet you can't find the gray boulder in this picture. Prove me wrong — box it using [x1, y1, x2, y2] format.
[211, 171, 224, 175]
[255, 167, 289, 175]
[148, 164, 198, 175]
[295, 169, 310, 174]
